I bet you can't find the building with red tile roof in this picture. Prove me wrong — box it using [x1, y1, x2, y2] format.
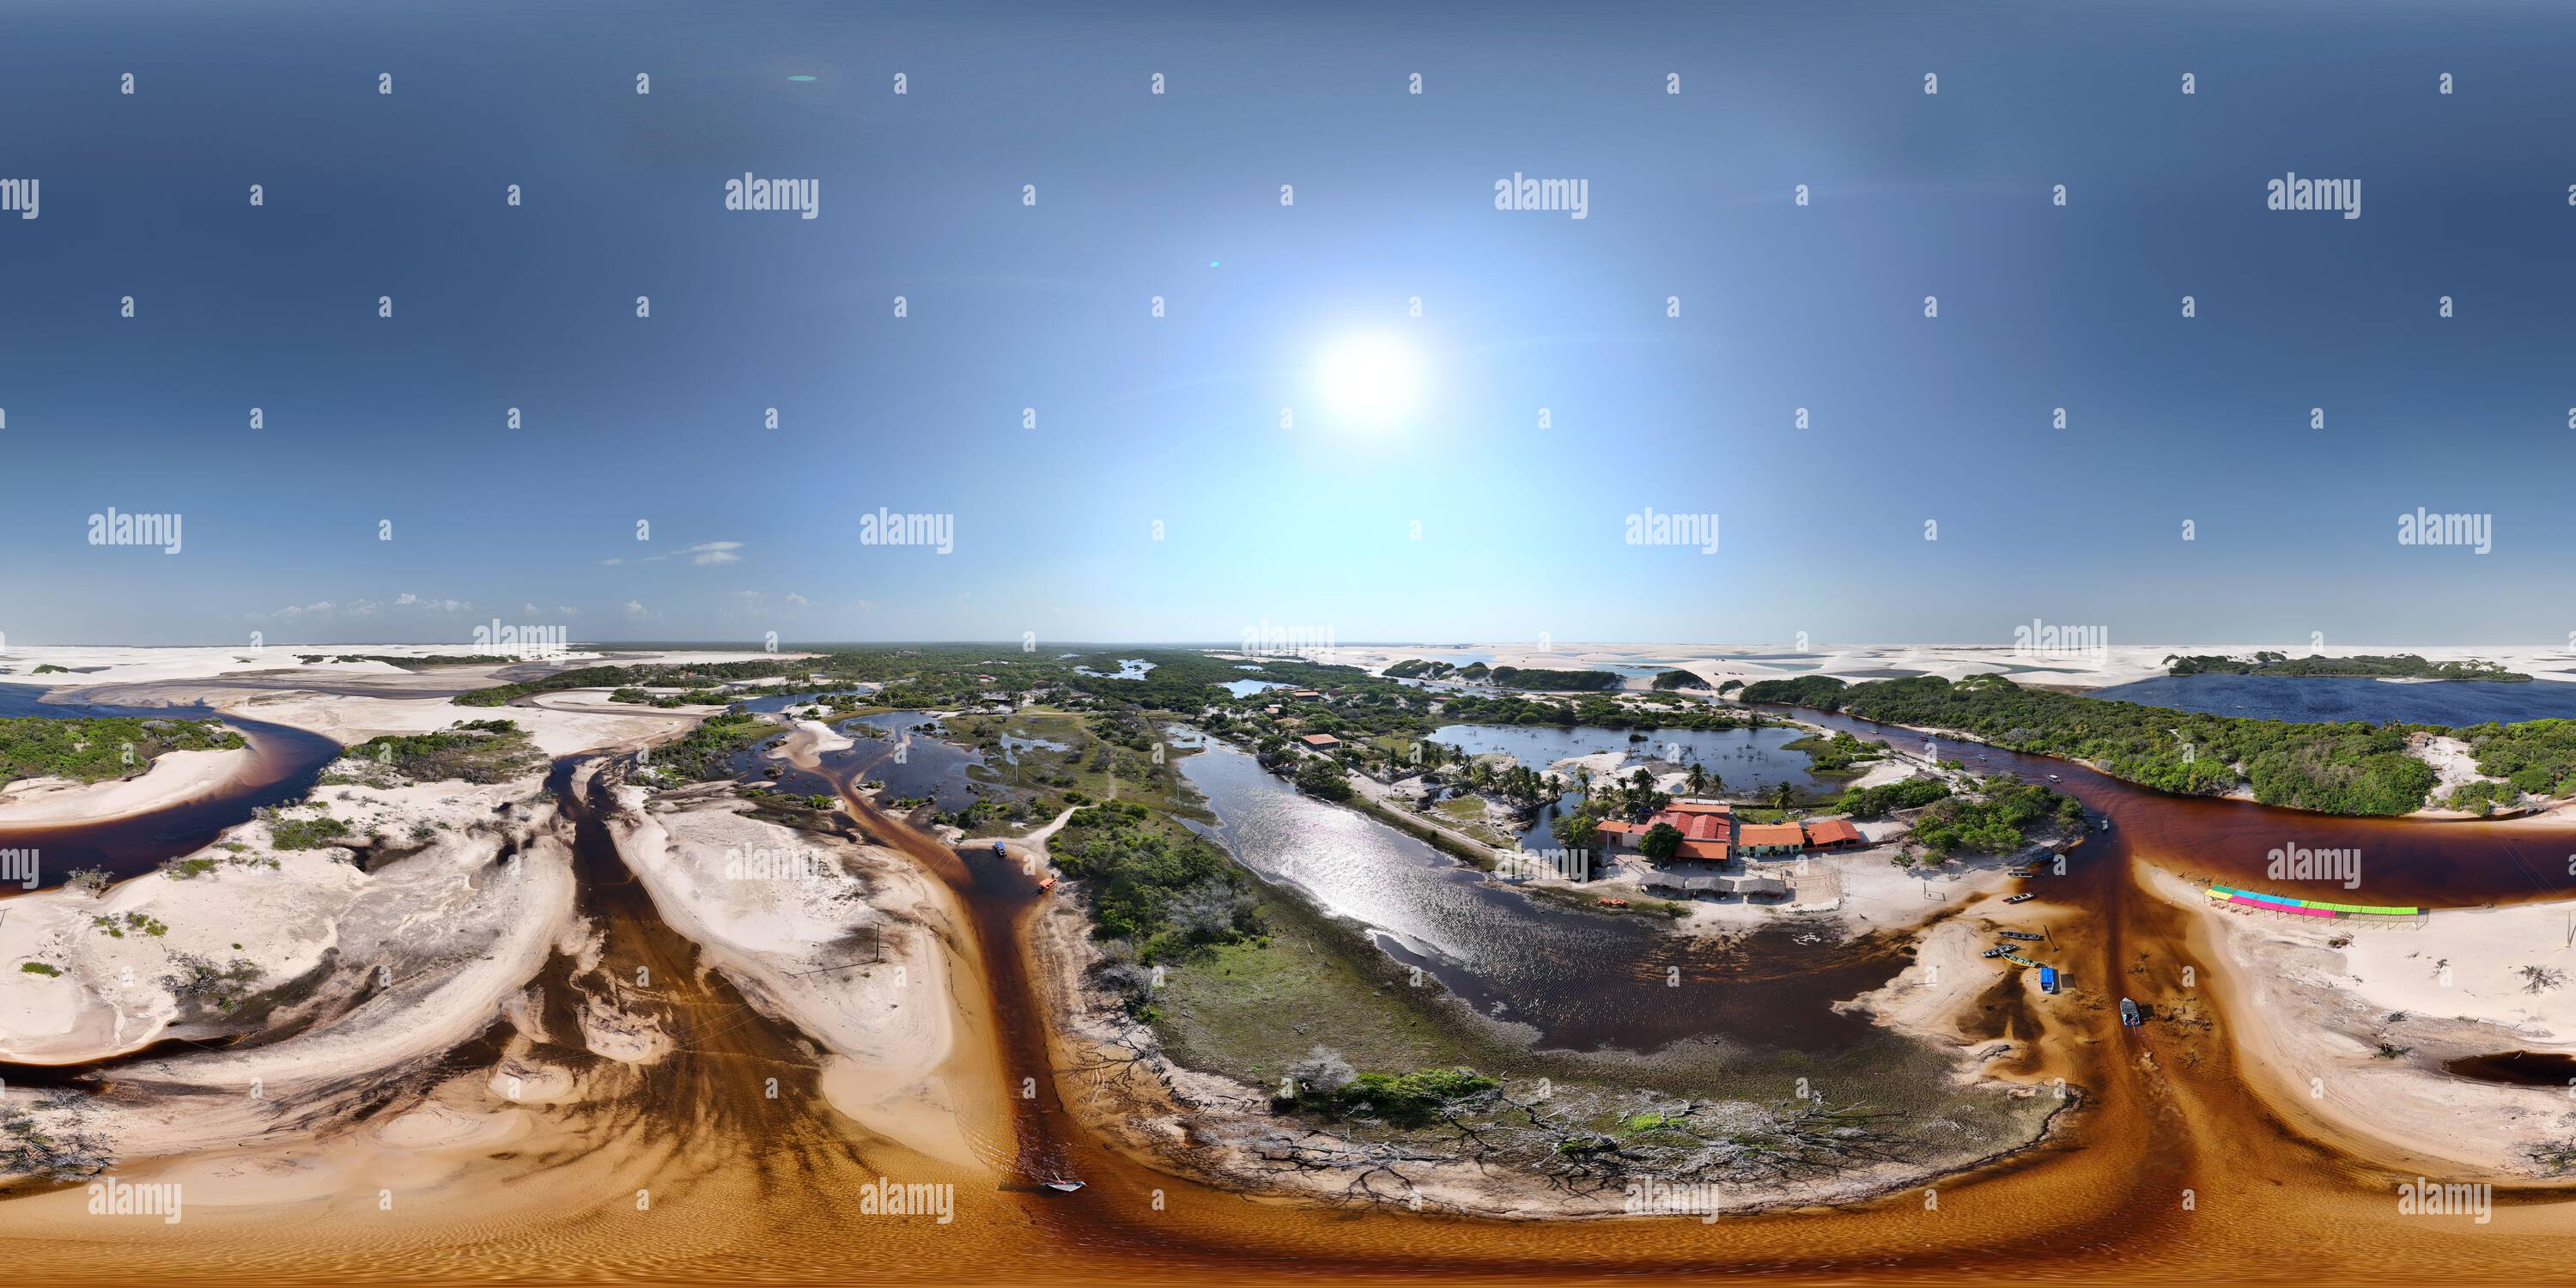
[1736, 823, 1805, 854]
[1803, 818, 1864, 848]
[1299, 733, 1342, 750]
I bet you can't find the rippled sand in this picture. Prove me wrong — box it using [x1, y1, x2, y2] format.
[13, 749, 2576, 1285]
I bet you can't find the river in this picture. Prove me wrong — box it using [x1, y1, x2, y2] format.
[12, 708, 2576, 1283]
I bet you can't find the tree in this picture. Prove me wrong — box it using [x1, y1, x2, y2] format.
[1770, 781, 1796, 808]
[1552, 809, 1600, 853]
[1639, 822, 1685, 863]
[1293, 758, 1352, 801]
[1686, 763, 1708, 796]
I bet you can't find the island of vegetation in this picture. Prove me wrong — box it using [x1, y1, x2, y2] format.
[2163, 652, 2530, 682]
[0, 716, 245, 788]
[1741, 673, 2576, 817]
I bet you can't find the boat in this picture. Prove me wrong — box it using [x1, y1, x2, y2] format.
[992, 841, 1009, 857]
[1042, 1181, 1084, 1193]
[2039, 966, 2060, 993]
[2119, 998, 2142, 1026]
[2003, 892, 2037, 904]
[2047, 773, 2061, 781]
[1981, 946, 2013, 958]
[1997, 930, 2044, 942]
[1038, 876, 1058, 892]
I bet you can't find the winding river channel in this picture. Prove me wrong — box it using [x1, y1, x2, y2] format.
[10, 701, 2576, 1283]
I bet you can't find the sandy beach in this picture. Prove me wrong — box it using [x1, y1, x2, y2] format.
[0, 748, 253, 828]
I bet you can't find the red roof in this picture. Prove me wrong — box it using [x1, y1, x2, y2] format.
[1804, 819, 1864, 846]
[1647, 811, 1727, 841]
[1674, 840, 1732, 861]
[1595, 819, 1649, 835]
[1737, 823, 1805, 848]
[1662, 800, 1732, 816]
[1299, 733, 1342, 747]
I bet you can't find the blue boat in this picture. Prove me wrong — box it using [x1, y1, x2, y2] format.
[2039, 967, 2059, 994]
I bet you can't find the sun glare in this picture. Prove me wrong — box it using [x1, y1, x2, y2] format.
[1318, 334, 1424, 422]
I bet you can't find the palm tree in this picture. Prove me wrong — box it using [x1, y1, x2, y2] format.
[1770, 781, 1796, 809]
[1686, 762, 1707, 795]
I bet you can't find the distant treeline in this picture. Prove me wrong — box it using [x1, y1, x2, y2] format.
[1485, 666, 1621, 691]
[299, 653, 518, 668]
[1650, 670, 1709, 690]
[1741, 673, 2440, 816]
[2165, 652, 2530, 682]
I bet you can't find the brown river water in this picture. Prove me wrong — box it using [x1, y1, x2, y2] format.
[7, 712, 2576, 1285]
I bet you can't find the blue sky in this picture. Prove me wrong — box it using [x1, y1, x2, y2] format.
[4, 0, 2574, 648]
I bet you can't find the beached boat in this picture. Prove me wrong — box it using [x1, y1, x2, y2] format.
[2119, 998, 2142, 1026]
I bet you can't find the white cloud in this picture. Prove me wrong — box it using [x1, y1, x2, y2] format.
[623, 600, 649, 619]
[786, 592, 812, 607]
[686, 541, 744, 566]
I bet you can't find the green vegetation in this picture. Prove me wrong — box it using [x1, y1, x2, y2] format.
[1052, 802, 1258, 966]
[2166, 652, 2530, 681]
[1485, 665, 1621, 691]
[2454, 720, 2576, 800]
[2441, 779, 2519, 816]
[30, 664, 71, 675]
[0, 715, 244, 787]
[1290, 1067, 1498, 1126]
[1836, 775, 1951, 818]
[1638, 821, 1684, 861]
[1783, 730, 1886, 775]
[1384, 659, 1455, 679]
[1905, 775, 2083, 856]
[91, 912, 168, 939]
[19, 962, 60, 977]
[297, 653, 516, 668]
[455, 657, 811, 707]
[1291, 757, 1353, 801]
[1743, 673, 2441, 816]
[263, 805, 350, 850]
[340, 719, 541, 785]
[1650, 669, 1708, 690]
[645, 711, 782, 782]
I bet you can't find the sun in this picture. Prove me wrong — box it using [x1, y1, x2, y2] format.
[1318, 334, 1424, 422]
